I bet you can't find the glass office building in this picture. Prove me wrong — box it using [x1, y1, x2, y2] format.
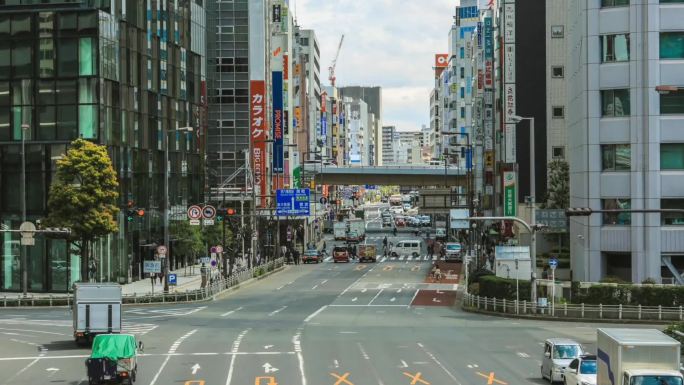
[0, 0, 206, 292]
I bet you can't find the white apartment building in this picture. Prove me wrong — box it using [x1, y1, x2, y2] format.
[298, 29, 322, 156]
[547, 0, 568, 163]
[346, 97, 369, 166]
[382, 126, 396, 164]
[567, 0, 684, 283]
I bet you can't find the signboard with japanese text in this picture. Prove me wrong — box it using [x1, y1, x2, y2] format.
[535, 209, 569, 233]
[505, 124, 517, 163]
[250, 80, 267, 207]
[276, 189, 311, 216]
[435, 53, 448, 68]
[484, 17, 493, 59]
[504, 171, 517, 216]
[143, 260, 162, 274]
[505, 44, 516, 83]
[272, 71, 284, 174]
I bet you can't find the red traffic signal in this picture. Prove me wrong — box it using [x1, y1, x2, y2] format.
[227, 208, 235, 215]
[136, 209, 145, 217]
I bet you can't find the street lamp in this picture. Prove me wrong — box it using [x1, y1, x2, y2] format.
[164, 126, 193, 293]
[20, 123, 29, 297]
[511, 115, 537, 302]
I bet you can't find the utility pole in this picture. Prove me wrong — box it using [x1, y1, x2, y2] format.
[20, 123, 29, 297]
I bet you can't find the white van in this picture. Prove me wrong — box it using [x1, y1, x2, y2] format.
[391, 240, 422, 258]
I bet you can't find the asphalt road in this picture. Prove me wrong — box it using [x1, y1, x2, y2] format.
[0, 226, 661, 385]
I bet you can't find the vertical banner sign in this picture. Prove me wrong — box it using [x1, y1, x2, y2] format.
[250, 80, 267, 207]
[272, 4, 281, 22]
[320, 91, 327, 138]
[504, 0, 517, 163]
[272, 71, 284, 174]
[484, 17, 493, 87]
[504, 171, 517, 216]
[477, 22, 482, 48]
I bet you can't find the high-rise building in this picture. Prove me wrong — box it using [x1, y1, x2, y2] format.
[546, 0, 568, 164]
[382, 126, 396, 165]
[297, 29, 321, 157]
[566, 0, 684, 283]
[0, 0, 206, 291]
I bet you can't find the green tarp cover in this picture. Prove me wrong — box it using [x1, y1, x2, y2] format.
[90, 334, 136, 361]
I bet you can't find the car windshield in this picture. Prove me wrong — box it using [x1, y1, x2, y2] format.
[553, 345, 580, 359]
[630, 376, 684, 385]
[579, 360, 597, 374]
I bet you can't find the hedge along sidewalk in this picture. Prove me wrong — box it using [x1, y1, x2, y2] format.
[0, 258, 286, 308]
[462, 293, 684, 324]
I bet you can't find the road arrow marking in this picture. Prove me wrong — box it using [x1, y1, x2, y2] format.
[361, 288, 367, 293]
[191, 363, 201, 375]
[432, 298, 441, 303]
[351, 297, 358, 302]
[264, 345, 273, 350]
[390, 297, 396, 302]
[334, 359, 340, 368]
[399, 360, 409, 368]
[263, 363, 279, 373]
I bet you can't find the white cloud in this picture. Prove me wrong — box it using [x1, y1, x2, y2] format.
[295, 0, 454, 130]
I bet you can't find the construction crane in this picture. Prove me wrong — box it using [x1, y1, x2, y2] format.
[328, 34, 345, 87]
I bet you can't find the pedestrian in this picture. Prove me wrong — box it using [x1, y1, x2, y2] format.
[427, 243, 434, 258]
[293, 248, 300, 265]
[281, 245, 287, 259]
[322, 240, 327, 251]
[393, 226, 397, 236]
[383, 236, 388, 248]
[88, 259, 97, 282]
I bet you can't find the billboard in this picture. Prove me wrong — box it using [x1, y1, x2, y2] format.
[250, 80, 267, 207]
[272, 71, 284, 174]
[435, 54, 448, 68]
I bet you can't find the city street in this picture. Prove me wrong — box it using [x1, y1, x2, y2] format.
[0, 245, 657, 385]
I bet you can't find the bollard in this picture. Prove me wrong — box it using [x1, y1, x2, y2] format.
[581, 303, 585, 318]
[639, 304, 642, 320]
[599, 303, 603, 319]
[477, 296, 480, 309]
[659, 305, 662, 320]
[484, 297, 488, 311]
[3, 296, 5, 307]
[49, 295, 53, 307]
[619, 304, 622, 320]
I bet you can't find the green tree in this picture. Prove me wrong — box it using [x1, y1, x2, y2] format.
[170, 221, 203, 266]
[545, 159, 569, 209]
[45, 139, 119, 281]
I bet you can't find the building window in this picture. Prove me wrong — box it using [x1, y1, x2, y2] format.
[551, 66, 564, 78]
[552, 106, 564, 118]
[660, 32, 684, 59]
[602, 0, 629, 6]
[460, 107, 465, 118]
[552, 147, 565, 159]
[660, 89, 684, 114]
[662, 199, 684, 225]
[601, 34, 630, 62]
[661, 143, 684, 170]
[460, 67, 465, 79]
[460, 47, 464, 59]
[551, 25, 564, 38]
[601, 144, 631, 171]
[601, 89, 630, 116]
[602, 198, 631, 225]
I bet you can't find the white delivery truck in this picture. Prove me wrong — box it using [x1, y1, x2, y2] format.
[73, 283, 122, 345]
[597, 328, 683, 385]
[347, 218, 366, 243]
[334, 221, 347, 241]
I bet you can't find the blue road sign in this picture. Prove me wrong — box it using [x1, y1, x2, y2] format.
[168, 273, 177, 285]
[276, 189, 311, 216]
[549, 258, 559, 270]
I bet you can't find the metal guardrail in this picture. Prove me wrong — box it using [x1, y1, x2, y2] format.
[463, 293, 684, 322]
[0, 258, 285, 308]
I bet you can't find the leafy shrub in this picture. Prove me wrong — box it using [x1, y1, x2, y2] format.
[478, 275, 531, 301]
[664, 322, 684, 344]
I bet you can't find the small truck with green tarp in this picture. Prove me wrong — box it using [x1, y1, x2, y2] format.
[86, 334, 142, 385]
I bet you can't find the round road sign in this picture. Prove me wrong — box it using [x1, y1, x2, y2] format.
[187, 205, 202, 220]
[157, 245, 167, 255]
[215, 246, 223, 253]
[203, 205, 217, 219]
[210, 246, 217, 253]
[19, 221, 36, 238]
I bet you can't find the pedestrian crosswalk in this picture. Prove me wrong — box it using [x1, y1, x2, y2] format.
[122, 322, 158, 335]
[322, 255, 440, 263]
[0, 318, 159, 336]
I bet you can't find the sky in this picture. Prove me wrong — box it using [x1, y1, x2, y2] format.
[295, 0, 456, 132]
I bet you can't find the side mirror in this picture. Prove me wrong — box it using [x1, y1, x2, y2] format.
[544, 352, 551, 358]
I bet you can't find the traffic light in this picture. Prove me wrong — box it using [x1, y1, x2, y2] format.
[126, 208, 145, 222]
[216, 208, 237, 222]
[565, 207, 593, 217]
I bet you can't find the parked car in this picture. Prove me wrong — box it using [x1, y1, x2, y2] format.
[403, 203, 412, 211]
[419, 215, 431, 227]
[382, 215, 393, 227]
[561, 354, 596, 385]
[391, 240, 422, 258]
[302, 249, 322, 264]
[541, 338, 584, 383]
[390, 206, 404, 215]
[406, 216, 421, 227]
[332, 246, 350, 263]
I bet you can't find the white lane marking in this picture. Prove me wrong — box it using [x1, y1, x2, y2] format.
[168, 329, 197, 354]
[368, 289, 384, 305]
[390, 297, 396, 302]
[517, 352, 530, 358]
[396, 288, 402, 293]
[293, 327, 307, 385]
[399, 360, 409, 368]
[149, 355, 172, 385]
[413, 361, 429, 365]
[304, 305, 328, 323]
[191, 352, 219, 356]
[264, 345, 274, 350]
[417, 342, 463, 385]
[321, 279, 328, 284]
[1, 338, 48, 385]
[329, 304, 407, 307]
[268, 306, 287, 317]
[311, 285, 319, 290]
[0, 327, 66, 336]
[408, 289, 420, 306]
[357, 343, 370, 360]
[351, 297, 358, 302]
[361, 288, 367, 293]
[339, 275, 366, 297]
[339, 331, 358, 334]
[191, 363, 201, 375]
[225, 329, 251, 385]
[221, 306, 243, 317]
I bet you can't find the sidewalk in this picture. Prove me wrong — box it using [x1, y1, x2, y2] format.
[0, 265, 206, 299]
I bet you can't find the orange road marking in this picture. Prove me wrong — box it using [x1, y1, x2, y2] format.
[383, 265, 394, 271]
[184, 381, 205, 385]
[255, 376, 278, 385]
[330, 372, 354, 385]
[355, 265, 367, 271]
[476, 371, 507, 385]
[403, 371, 430, 385]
